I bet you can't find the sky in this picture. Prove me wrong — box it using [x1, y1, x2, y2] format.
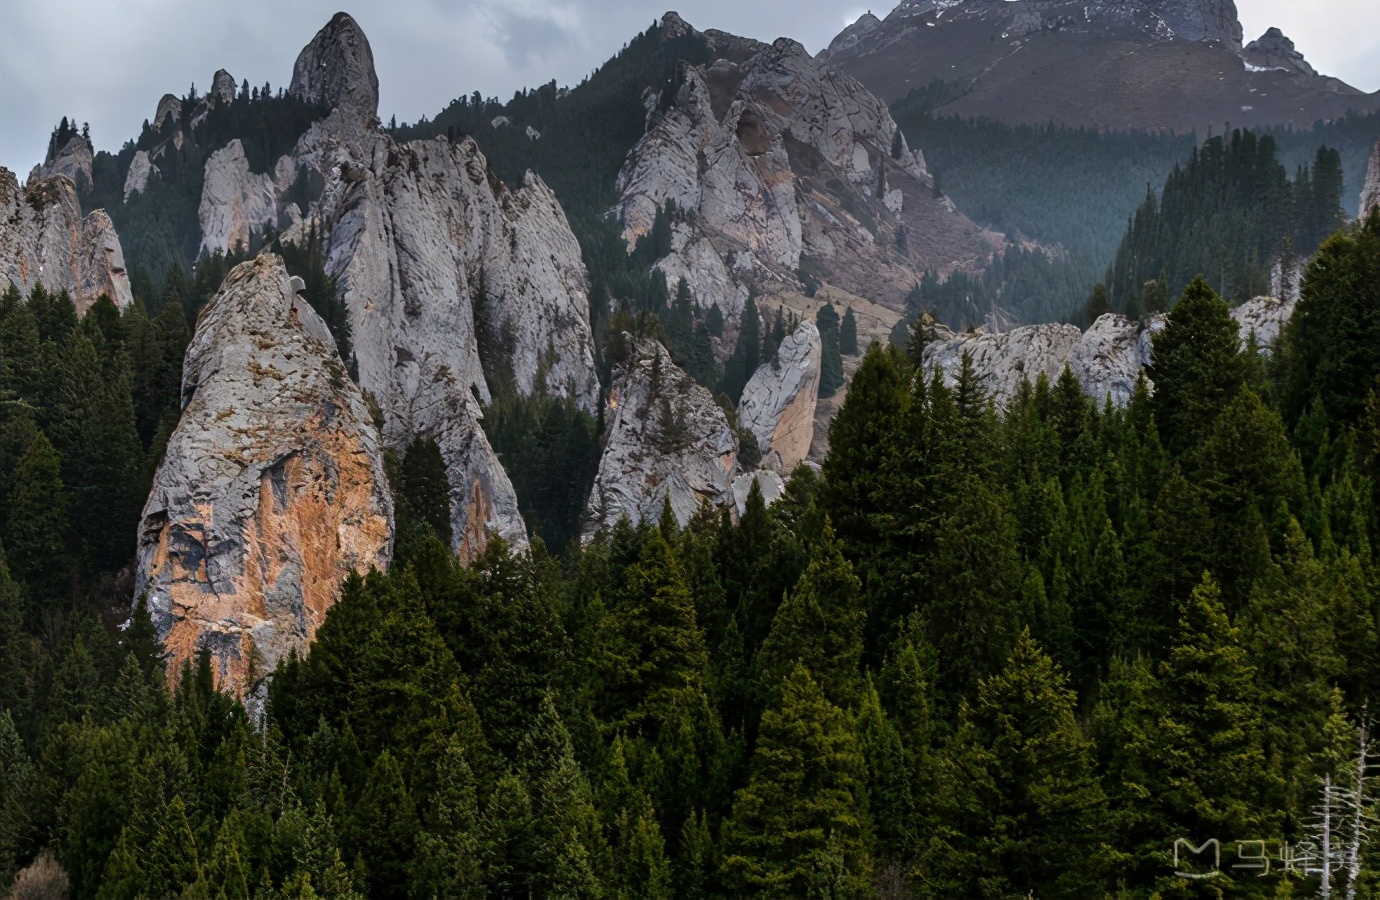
[0, 0, 1376, 174]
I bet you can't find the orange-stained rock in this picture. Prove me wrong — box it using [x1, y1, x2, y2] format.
[135, 254, 392, 714]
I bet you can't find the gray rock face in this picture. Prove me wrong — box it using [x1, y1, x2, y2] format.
[585, 338, 738, 536]
[42, 134, 94, 192]
[924, 295, 1296, 406]
[732, 469, 785, 516]
[211, 69, 238, 106]
[154, 93, 182, 131]
[135, 255, 393, 715]
[292, 114, 599, 558]
[124, 150, 156, 201]
[290, 12, 380, 121]
[1362, 139, 1380, 218]
[1157, 0, 1243, 48]
[0, 168, 133, 314]
[825, 12, 882, 57]
[198, 140, 280, 256]
[738, 320, 821, 473]
[615, 14, 992, 320]
[1244, 28, 1317, 76]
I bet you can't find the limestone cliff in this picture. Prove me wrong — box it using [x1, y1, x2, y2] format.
[290, 12, 380, 121]
[585, 338, 738, 536]
[924, 296, 1295, 406]
[210, 68, 238, 106]
[1362, 139, 1380, 219]
[738, 320, 821, 473]
[135, 255, 392, 713]
[123, 150, 156, 201]
[0, 168, 133, 314]
[291, 116, 599, 557]
[614, 14, 994, 320]
[198, 139, 280, 255]
[41, 133, 94, 192]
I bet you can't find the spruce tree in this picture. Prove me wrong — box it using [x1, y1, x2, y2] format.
[1146, 276, 1244, 456]
[721, 664, 872, 898]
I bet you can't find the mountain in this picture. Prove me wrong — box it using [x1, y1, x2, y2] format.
[823, 0, 1379, 132]
[614, 13, 996, 320]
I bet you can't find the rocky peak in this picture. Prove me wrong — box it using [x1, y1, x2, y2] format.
[614, 25, 991, 323]
[1361, 139, 1380, 219]
[1155, 0, 1243, 49]
[1244, 27, 1316, 76]
[135, 254, 393, 715]
[824, 11, 883, 57]
[41, 132, 93, 192]
[290, 12, 380, 121]
[660, 10, 696, 39]
[584, 337, 738, 536]
[210, 68, 238, 106]
[0, 167, 133, 314]
[154, 93, 182, 131]
[123, 151, 156, 201]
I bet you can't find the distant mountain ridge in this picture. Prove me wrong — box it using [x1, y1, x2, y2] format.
[823, 0, 1380, 132]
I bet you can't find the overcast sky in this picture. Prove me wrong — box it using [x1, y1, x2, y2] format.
[1, 0, 1376, 174]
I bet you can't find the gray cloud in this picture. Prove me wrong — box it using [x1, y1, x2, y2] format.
[1, 0, 1375, 174]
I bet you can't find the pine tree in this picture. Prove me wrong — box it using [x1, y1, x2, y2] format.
[920, 631, 1110, 898]
[1146, 276, 1244, 456]
[1, 428, 69, 604]
[721, 664, 872, 898]
[755, 522, 865, 708]
[349, 750, 419, 899]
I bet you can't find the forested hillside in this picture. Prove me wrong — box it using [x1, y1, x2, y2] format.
[2, 208, 1376, 897]
[889, 93, 1379, 326]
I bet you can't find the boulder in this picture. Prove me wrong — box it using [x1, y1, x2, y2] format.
[925, 322, 1084, 402]
[290, 12, 380, 121]
[135, 255, 393, 715]
[123, 150, 156, 201]
[1067, 314, 1150, 407]
[1362, 138, 1380, 219]
[198, 140, 279, 255]
[585, 338, 738, 536]
[738, 319, 821, 473]
[0, 168, 133, 314]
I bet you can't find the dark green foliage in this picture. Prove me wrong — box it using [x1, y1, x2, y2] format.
[4, 209, 1378, 898]
[815, 303, 846, 398]
[1109, 131, 1347, 304]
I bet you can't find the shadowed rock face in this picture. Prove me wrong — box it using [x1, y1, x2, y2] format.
[136, 255, 393, 715]
[585, 338, 738, 537]
[290, 12, 380, 121]
[42, 134, 94, 192]
[615, 14, 995, 321]
[1362, 139, 1380, 219]
[924, 296, 1295, 406]
[0, 167, 133, 314]
[738, 320, 822, 473]
[211, 69, 238, 106]
[1244, 28, 1316, 77]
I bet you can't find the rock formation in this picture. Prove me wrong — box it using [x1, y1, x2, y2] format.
[135, 255, 393, 713]
[738, 320, 822, 473]
[41, 133, 94, 192]
[290, 12, 380, 120]
[825, 12, 882, 57]
[0, 168, 133, 314]
[211, 68, 238, 106]
[1244, 28, 1317, 77]
[1362, 139, 1380, 219]
[585, 338, 738, 535]
[822, 0, 1377, 131]
[614, 14, 994, 320]
[198, 140, 280, 255]
[154, 93, 182, 132]
[924, 295, 1295, 406]
[732, 470, 785, 516]
[123, 150, 156, 201]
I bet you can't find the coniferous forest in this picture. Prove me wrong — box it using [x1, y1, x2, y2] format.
[1, 185, 1378, 897]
